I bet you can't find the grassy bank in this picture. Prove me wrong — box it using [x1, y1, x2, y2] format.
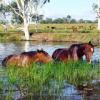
[0, 23, 100, 45]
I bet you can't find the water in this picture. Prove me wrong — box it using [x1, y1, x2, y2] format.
[0, 41, 100, 65]
[0, 41, 100, 100]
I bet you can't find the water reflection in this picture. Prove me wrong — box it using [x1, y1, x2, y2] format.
[24, 41, 30, 52]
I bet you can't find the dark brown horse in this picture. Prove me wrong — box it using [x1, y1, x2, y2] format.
[52, 41, 94, 63]
[2, 49, 52, 67]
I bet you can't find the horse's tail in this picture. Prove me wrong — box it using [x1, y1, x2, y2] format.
[2, 55, 13, 67]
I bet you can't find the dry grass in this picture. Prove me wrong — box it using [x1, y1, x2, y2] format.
[0, 23, 100, 44]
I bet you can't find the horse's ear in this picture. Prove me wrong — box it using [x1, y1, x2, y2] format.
[89, 41, 92, 44]
[37, 49, 40, 52]
[37, 48, 44, 52]
[41, 48, 43, 51]
[89, 41, 94, 47]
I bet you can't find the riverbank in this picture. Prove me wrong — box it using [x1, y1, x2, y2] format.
[0, 24, 100, 46]
[29, 32, 100, 45]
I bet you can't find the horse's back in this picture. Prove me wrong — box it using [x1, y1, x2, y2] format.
[52, 48, 69, 61]
[21, 51, 36, 57]
[2, 50, 52, 67]
[2, 55, 16, 67]
[52, 48, 63, 59]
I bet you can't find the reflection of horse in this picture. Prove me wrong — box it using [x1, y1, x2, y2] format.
[52, 41, 94, 63]
[2, 49, 52, 67]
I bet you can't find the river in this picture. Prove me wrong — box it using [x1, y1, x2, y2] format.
[0, 41, 100, 65]
[0, 41, 100, 100]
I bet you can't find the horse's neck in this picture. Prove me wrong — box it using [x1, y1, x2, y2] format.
[77, 46, 84, 58]
[70, 46, 79, 60]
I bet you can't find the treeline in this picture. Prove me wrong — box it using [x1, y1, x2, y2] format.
[40, 18, 97, 24]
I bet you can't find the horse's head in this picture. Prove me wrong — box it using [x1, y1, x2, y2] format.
[36, 49, 52, 63]
[81, 41, 94, 63]
[69, 41, 94, 63]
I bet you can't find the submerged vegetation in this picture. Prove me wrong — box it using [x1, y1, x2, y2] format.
[0, 61, 99, 99]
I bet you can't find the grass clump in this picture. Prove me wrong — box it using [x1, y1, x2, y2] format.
[4, 61, 100, 96]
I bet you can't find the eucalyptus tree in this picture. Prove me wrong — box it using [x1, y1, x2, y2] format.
[7, 0, 50, 40]
[0, 1, 10, 32]
[66, 15, 71, 23]
[93, 0, 100, 30]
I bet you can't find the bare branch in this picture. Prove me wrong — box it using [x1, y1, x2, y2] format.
[9, 4, 23, 19]
[15, 0, 22, 10]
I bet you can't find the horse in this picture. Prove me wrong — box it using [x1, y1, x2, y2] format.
[52, 41, 94, 63]
[2, 49, 52, 67]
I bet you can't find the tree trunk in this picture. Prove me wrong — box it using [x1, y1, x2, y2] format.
[23, 18, 30, 40]
[98, 0, 100, 30]
[98, 17, 100, 30]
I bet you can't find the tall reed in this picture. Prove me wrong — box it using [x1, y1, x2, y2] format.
[5, 61, 100, 96]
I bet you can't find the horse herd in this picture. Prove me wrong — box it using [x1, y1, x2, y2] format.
[2, 41, 94, 67]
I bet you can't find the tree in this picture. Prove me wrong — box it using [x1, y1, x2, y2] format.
[6, 0, 50, 40]
[78, 19, 85, 23]
[70, 19, 77, 23]
[63, 17, 67, 23]
[93, 0, 100, 30]
[0, 2, 11, 32]
[53, 18, 64, 23]
[66, 15, 71, 23]
[32, 14, 44, 23]
[9, 1, 23, 24]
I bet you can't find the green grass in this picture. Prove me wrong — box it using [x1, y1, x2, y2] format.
[1, 61, 99, 96]
[0, 23, 100, 44]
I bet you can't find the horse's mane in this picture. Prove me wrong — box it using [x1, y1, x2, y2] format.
[20, 49, 49, 57]
[69, 41, 94, 49]
[21, 51, 36, 56]
[37, 49, 49, 56]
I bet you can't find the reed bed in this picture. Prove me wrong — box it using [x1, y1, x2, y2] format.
[1, 61, 99, 96]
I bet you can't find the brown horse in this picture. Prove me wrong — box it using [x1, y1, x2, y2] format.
[52, 41, 94, 63]
[2, 49, 52, 67]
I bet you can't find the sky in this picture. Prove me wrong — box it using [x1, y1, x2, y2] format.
[42, 0, 97, 20]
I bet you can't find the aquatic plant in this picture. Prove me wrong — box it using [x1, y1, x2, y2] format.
[5, 61, 100, 96]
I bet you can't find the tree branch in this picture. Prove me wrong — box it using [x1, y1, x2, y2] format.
[15, 0, 22, 10]
[9, 5, 23, 19]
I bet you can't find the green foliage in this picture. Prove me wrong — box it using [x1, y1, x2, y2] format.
[40, 18, 95, 24]
[0, 4, 10, 24]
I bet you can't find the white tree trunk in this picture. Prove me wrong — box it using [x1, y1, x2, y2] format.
[98, 17, 100, 30]
[23, 18, 30, 40]
[98, 0, 100, 30]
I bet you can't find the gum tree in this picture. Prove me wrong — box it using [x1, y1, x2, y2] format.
[7, 0, 50, 40]
[93, 0, 100, 30]
[0, 1, 11, 32]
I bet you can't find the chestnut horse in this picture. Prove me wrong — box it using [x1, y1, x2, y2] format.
[2, 49, 52, 67]
[52, 41, 94, 63]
